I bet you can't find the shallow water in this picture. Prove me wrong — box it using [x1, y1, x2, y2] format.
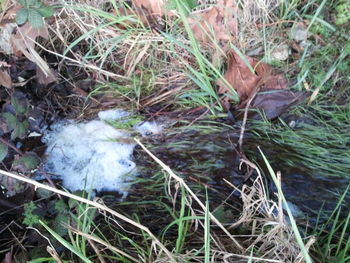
[143, 126, 350, 223]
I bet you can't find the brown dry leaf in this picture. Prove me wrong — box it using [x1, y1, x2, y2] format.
[11, 23, 56, 83]
[11, 23, 49, 56]
[1, 252, 12, 263]
[217, 50, 288, 109]
[132, 0, 165, 16]
[36, 65, 56, 85]
[0, 70, 12, 89]
[114, 7, 151, 28]
[244, 90, 308, 120]
[189, 0, 238, 44]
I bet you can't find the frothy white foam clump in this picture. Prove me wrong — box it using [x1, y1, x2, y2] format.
[42, 110, 162, 196]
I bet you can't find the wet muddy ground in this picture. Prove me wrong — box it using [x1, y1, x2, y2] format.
[0, 57, 349, 258]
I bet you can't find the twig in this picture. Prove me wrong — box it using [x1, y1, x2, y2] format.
[88, 239, 107, 263]
[238, 90, 258, 152]
[0, 137, 23, 156]
[237, 75, 266, 153]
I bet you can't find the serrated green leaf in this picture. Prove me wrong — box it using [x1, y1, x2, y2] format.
[11, 96, 28, 115]
[33, 1, 44, 8]
[37, 6, 54, 18]
[26, 0, 38, 6]
[53, 213, 69, 237]
[18, 0, 27, 7]
[13, 152, 40, 171]
[16, 8, 29, 25]
[3, 112, 17, 131]
[0, 142, 8, 162]
[55, 200, 68, 213]
[28, 8, 44, 28]
[11, 120, 29, 140]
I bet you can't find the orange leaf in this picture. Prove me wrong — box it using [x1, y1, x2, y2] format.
[11, 23, 49, 56]
[189, 0, 238, 44]
[0, 70, 12, 89]
[217, 50, 288, 109]
[132, 0, 165, 16]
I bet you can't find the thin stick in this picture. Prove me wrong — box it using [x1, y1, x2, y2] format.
[88, 239, 107, 263]
[0, 137, 23, 155]
[0, 169, 176, 262]
[238, 90, 258, 152]
[135, 138, 244, 251]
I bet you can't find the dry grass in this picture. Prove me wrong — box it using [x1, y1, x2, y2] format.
[6, 0, 288, 110]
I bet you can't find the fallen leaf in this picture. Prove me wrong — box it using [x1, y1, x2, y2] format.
[11, 23, 56, 82]
[217, 50, 288, 109]
[36, 65, 57, 85]
[189, 0, 238, 45]
[132, 0, 165, 16]
[114, 7, 151, 29]
[0, 23, 17, 54]
[1, 252, 12, 263]
[0, 70, 12, 88]
[11, 22, 49, 56]
[238, 90, 309, 120]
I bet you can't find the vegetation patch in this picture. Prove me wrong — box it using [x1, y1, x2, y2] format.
[0, 0, 349, 262]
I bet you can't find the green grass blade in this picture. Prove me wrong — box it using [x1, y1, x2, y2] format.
[259, 148, 313, 263]
[39, 220, 94, 263]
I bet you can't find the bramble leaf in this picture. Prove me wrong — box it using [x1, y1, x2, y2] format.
[28, 8, 44, 28]
[11, 120, 29, 140]
[16, 8, 29, 25]
[12, 96, 28, 115]
[13, 152, 40, 172]
[37, 6, 54, 18]
[3, 112, 17, 131]
[0, 142, 8, 162]
[26, 0, 38, 6]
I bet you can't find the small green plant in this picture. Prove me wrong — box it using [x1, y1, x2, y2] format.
[0, 92, 40, 171]
[335, 0, 350, 25]
[23, 201, 41, 227]
[0, 92, 30, 163]
[16, 0, 55, 28]
[2, 92, 29, 141]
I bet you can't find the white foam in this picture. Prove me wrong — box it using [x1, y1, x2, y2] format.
[134, 121, 163, 136]
[42, 109, 162, 196]
[98, 109, 130, 121]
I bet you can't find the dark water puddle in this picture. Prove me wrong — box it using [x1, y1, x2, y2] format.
[245, 141, 350, 223]
[142, 126, 349, 224]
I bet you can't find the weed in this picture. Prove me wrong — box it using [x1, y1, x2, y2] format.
[309, 185, 350, 263]
[16, 0, 55, 28]
[23, 201, 40, 227]
[335, 0, 350, 25]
